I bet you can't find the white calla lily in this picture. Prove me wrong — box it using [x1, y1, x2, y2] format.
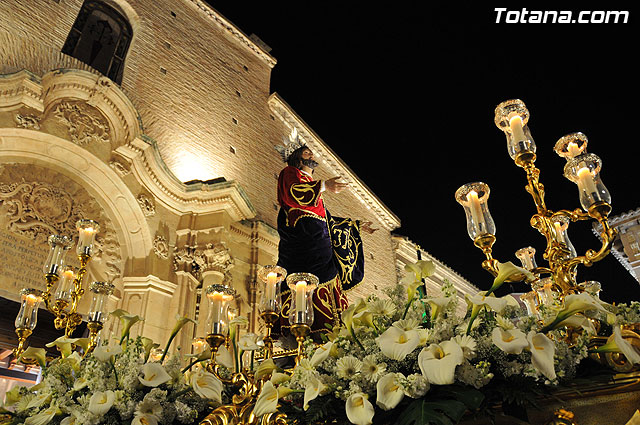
[491, 328, 529, 354]
[191, 368, 223, 402]
[93, 344, 122, 362]
[253, 381, 279, 417]
[425, 296, 450, 321]
[310, 340, 333, 367]
[304, 375, 326, 410]
[418, 339, 464, 385]
[238, 333, 264, 351]
[139, 362, 172, 387]
[541, 292, 610, 332]
[487, 261, 535, 296]
[131, 414, 159, 425]
[345, 392, 375, 425]
[527, 331, 556, 381]
[376, 373, 404, 411]
[376, 326, 420, 361]
[88, 390, 116, 415]
[255, 358, 278, 381]
[592, 326, 640, 365]
[24, 405, 57, 425]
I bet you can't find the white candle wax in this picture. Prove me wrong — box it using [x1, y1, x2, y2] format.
[210, 292, 224, 325]
[466, 190, 484, 229]
[567, 142, 581, 158]
[78, 227, 95, 247]
[509, 115, 528, 144]
[295, 281, 307, 316]
[265, 272, 277, 305]
[577, 167, 599, 199]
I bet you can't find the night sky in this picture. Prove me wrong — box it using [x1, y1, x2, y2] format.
[206, 2, 640, 303]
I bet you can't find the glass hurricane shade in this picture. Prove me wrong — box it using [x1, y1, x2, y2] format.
[76, 219, 100, 256]
[43, 235, 72, 275]
[550, 215, 577, 258]
[554, 133, 588, 160]
[54, 265, 77, 303]
[15, 288, 43, 330]
[455, 182, 496, 240]
[87, 281, 115, 323]
[257, 265, 286, 313]
[205, 284, 235, 335]
[494, 99, 536, 161]
[286, 273, 318, 326]
[563, 153, 611, 211]
[515, 247, 537, 271]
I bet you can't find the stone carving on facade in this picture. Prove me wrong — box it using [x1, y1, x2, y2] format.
[137, 193, 156, 217]
[153, 234, 170, 259]
[0, 164, 123, 282]
[109, 157, 131, 177]
[52, 100, 110, 146]
[173, 241, 234, 282]
[14, 113, 41, 130]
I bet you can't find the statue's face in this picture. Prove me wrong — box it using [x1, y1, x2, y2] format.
[300, 148, 318, 170]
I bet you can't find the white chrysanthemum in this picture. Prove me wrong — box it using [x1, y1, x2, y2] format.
[368, 299, 396, 316]
[361, 355, 386, 382]
[135, 396, 163, 418]
[336, 355, 362, 380]
[496, 315, 515, 330]
[393, 318, 421, 332]
[453, 335, 477, 360]
[402, 373, 430, 398]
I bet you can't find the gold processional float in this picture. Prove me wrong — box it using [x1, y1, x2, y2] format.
[6, 99, 640, 424]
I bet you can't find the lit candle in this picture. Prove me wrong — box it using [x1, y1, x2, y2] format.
[265, 272, 277, 307]
[509, 115, 528, 146]
[466, 190, 484, 229]
[210, 291, 224, 326]
[295, 280, 307, 317]
[567, 142, 581, 158]
[78, 227, 96, 247]
[56, 268, 76, 301]
[577, 167, 599, 199]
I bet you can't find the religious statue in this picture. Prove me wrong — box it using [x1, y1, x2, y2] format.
[274, 129, 366, 339]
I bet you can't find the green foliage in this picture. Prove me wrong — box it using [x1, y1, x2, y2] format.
[396, 386, 484, 425]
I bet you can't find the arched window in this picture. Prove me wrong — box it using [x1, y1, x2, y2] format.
[62, 1, 132, 84]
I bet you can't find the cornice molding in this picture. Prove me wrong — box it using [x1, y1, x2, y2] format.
[187, 0, 277, 69]
[116, 137, 256, 221]
[268, 93, 401, 231]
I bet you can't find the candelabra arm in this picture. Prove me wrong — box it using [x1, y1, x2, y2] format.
[473, 234, 500, 276]
[517, 153, 549, 215]
[65, 254, 91, 337]
[569, 203, 618, 269]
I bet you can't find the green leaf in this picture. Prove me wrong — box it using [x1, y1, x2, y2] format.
[397, 398, 469, 425]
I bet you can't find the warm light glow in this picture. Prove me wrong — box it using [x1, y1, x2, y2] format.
[577, 167, 598, 195]
[295, 280, 307, 315]
[567, 142, 581, 157]
[508, 115, 527, 143]
[466, 190, 483, 227]
[265, 272, 278, 305]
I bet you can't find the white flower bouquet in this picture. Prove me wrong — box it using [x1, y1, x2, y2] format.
[249, 260, 640, 425]
[1, 314, 223, 425]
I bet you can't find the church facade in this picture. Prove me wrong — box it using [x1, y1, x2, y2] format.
[0, 0, 477, 375]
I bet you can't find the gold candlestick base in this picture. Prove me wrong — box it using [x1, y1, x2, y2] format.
[260, 311, 279, 359]
[289, 323, 310, 365]
[13, 328, 32, 360]
[85, 320, 103, 356]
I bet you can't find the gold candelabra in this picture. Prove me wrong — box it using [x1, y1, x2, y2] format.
[198, 267, 317, 425]
[456, 99, 618, 301]
[12, 219, 109, 362]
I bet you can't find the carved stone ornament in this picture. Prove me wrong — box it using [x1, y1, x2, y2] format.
[0, 164, 123, 282]
[14, 113, 41, 130]
[109, 157, 131, 176]
[173, 241, 234, 282]
[137, 193, 156, 217]
[52, 100, 110, 146]
[153, 235, 169, 259]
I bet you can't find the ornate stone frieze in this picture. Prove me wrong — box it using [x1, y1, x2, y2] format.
[0, 164, 123, 282]
[14, 113, 41, 130]
[52, 100, 111, 146]
[137, 193, 156, 217]
[173, 241, 234, 282]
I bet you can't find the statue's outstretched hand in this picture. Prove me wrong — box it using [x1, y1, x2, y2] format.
[326, 177, 348, 193]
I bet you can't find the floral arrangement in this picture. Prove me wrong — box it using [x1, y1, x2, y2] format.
[3, 260, 640, 425]
[0, 313, 223, 425]
[250, 260, 640, 425]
